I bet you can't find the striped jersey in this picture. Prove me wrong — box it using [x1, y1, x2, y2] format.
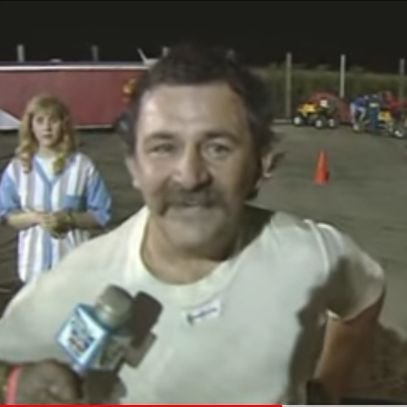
[0, 152, 112, 282]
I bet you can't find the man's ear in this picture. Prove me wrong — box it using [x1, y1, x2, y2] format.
[124, 156, 141, 189]
[260, 149, 285, 179]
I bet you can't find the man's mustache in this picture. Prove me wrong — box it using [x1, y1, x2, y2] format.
[164, 186, 223, 207]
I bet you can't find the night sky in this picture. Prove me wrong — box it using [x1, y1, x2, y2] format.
[1, 1, 407, 73]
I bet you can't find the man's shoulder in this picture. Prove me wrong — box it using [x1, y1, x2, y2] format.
[264, 210, 369, 268]
[264, 209, 325, 237]
[255, 208, 343, 251]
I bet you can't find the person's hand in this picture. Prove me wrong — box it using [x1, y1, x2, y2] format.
[30, 211, 47, 226]
[12, 360, 82, 404]
[41, 211, 75, 237]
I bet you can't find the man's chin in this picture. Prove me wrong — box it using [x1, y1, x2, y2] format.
[162, 208, 223, 241]
[162, 227, 219, 252]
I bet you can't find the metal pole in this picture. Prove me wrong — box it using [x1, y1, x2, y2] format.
[17, 44, 25, 63]
[285, 52, 292, 119]
[398, 58, 405, 101]
[339, 54, 346, 98]
[91, 45, 100, 62]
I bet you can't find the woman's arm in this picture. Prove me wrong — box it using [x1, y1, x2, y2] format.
[67, 211, 102, 230]
[4, 211, 43, 231]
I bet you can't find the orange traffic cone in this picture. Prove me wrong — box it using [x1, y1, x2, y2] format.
[314, 150, 329, 185]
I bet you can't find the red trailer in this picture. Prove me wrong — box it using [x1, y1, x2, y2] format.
[0, 63, 147, 130]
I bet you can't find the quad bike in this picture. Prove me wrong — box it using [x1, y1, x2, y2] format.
[353, 106, 406, 138]
[352, 109, 391, 134]
[293, 98, 338, 129]
[352, 93, 407, 138]
[292, 102, 318, 126]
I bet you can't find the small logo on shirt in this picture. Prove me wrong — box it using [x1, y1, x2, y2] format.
[184, 299, 222, 325]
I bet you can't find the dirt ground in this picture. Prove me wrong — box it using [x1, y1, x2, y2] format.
[1, 125, 407, 401]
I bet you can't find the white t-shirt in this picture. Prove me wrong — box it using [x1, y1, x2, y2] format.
[0, 206, 384, 404]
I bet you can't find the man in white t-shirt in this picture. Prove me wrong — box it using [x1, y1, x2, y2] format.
[0, 45, 384, 404]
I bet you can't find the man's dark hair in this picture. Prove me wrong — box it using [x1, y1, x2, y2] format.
[114, 44, 274, 156]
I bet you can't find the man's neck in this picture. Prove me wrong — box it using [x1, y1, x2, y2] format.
[141, 216, 243, 285]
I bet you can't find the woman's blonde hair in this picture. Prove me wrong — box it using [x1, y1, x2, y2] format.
[16, 94, 78, 174]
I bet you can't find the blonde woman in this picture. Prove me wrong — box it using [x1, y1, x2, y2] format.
[0, 95, 112, 283]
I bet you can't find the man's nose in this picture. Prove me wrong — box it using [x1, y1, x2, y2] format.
[173, 146, 211, 189]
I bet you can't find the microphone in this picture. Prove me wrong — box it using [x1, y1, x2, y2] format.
[56, 285, 162, 375]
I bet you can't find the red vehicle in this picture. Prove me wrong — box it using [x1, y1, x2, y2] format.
[0, 63, 147, 130]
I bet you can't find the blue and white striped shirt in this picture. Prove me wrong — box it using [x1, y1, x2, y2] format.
[0, 152, 112, 282]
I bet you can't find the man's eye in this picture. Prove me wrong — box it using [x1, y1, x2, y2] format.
[205, 143, 232, 159]
[150, 144, 176, 154]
